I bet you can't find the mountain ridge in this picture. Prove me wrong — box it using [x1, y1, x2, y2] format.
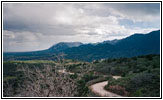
[3, 30, 160, 61]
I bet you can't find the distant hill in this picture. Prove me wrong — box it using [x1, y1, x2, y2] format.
[102, 39, 119, 45]
[3, 30, 160, 61]
[63, 30, 160, 61]
[3, 42, 83, 60]
[46, 42, 83, 52]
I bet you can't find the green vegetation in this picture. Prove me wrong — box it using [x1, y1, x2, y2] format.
[94, 54, 160, 76]
[7, 60, 56, 64]
[3, 76, 17, 82]
[3, 54, 160, 97]
[101, 55, 160, 97]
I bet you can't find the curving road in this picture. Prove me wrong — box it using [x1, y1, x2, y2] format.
[89, 76, 122, 97]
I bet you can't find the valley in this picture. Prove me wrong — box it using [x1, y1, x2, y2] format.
[3, 30, 161, 97]
[3, 54, 160, 97]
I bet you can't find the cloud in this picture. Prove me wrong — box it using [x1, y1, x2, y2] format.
[3, 3, 160, 52]
[104, 3, 160, 22]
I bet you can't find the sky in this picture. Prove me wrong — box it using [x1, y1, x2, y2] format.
[3, 3, 160, 52]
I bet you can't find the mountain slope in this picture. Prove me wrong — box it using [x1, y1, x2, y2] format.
[3, 42, 83, 60]
[62, 30, 160, 61]
[3, 30, 160, 61]
[46, 42, 83, 52]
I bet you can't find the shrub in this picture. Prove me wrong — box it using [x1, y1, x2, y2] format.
[107, 85, 129, 96]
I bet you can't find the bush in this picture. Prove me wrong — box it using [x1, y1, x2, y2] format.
[107, 85, 129, 96]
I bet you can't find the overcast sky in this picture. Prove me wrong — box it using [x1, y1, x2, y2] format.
[3, 3, 160, 52]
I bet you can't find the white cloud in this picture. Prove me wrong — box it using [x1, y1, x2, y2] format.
[3, 3, 160, 52]
[3, 30, 40, 51]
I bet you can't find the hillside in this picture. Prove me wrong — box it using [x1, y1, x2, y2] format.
[3, 54, 160, 97]
[63, 30, 160, 61]
[3, 30, 160, 61]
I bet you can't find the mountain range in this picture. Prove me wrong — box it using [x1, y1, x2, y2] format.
[3, 30, 160, 61]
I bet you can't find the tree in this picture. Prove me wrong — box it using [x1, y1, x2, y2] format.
[15, 64, 78, 97]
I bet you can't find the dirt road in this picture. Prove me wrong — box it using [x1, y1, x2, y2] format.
[90, 81, 122, 97]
